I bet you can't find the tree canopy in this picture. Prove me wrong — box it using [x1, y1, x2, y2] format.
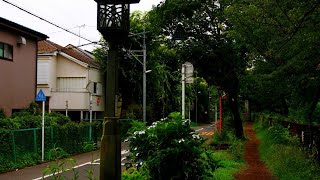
[226, 0, 320, 123]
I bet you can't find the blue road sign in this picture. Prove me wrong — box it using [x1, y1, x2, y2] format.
[36, 89, 46, 101]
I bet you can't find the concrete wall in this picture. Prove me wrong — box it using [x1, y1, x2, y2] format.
[0, 29, 37, 116]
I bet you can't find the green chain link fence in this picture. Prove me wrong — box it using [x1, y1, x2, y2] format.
[0, 123, 100, 173]
[0, 119, 135, 173]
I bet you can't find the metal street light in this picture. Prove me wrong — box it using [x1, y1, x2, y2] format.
[94, 0, 140, 179]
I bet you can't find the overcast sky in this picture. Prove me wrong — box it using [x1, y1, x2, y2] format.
[0, 0, 162, 51]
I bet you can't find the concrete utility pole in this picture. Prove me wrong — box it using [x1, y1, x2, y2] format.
[127, 30, 150, 123]
[142, 30, 147, 123]
[94, 0, 140, 179]
[100, 42, 121, 179]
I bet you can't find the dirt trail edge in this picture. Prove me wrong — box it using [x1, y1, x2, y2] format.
[234, 123, 275, 180]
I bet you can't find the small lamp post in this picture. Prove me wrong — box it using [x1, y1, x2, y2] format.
[94, 0, 140, 179]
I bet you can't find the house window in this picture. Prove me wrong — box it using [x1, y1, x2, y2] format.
[0, 42, 13, 61]
[93, 82, 97, 94]
[57, 77, 86, 92]
[37, 61, 50, 84]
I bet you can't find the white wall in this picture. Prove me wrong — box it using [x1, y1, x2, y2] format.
[56, 55, 87, 78]
[37, 52, 104, 112]
[37, 55, 57, 97]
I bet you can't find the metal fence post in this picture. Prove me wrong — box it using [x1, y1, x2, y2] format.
[33, 129, 37, 153]
[12, 131, 16, 163]
[51, 127, 54, 149]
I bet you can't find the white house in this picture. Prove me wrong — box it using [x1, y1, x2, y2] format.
[37, 40, 104, 121]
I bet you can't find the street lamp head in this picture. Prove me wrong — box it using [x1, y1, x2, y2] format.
[95, 0, 140, 42]
[145, 70, 152, 74]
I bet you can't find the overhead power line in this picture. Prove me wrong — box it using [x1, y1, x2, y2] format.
[2, 0, 97, 43]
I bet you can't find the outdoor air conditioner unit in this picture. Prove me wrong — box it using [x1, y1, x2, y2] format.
[17, 36, 26, 45]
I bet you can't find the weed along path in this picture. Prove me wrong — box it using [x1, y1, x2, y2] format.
[235, 123, 274, 180]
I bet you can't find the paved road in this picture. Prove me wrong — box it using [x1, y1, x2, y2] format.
[192, 123, 215, 137]
[0, 123, 215, 180]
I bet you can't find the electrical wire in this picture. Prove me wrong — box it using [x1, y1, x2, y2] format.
[2, 0, 96, 43]
[48, 25, 83, 35]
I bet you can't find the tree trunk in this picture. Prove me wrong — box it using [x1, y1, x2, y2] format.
[280, 96, 289, 116]
[228, 92, 244, 139]
[308, 87, 320, 124]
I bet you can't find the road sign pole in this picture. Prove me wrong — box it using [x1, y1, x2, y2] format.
[36, 89, 46, 161]
[182, 64, 185, 119]
[42, 101, 45, 161]
[89, 94, 93, 141]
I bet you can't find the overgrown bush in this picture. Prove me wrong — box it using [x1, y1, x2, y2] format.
[122, 166, 151, 180]
[255, 122, 320, 179]
[0, 108, 5, 119]
[126, 120, 146, 137]
[0, 108, 72, 130]
[0, 121, 99, 173]
[123, 112, 245, 179]
[128, 112, 206, 179]
[121, 104, 154, 121]
[45, 112, 71, 126]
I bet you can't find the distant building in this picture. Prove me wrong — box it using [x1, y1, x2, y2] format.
[0, 17, 48, 117]
[37, 40, 104, 121]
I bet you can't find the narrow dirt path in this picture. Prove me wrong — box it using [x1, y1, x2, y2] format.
[234, 123, 275, 180]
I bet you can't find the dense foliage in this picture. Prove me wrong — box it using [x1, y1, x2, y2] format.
[147, 0, 248, 138]
[0, 103, 71, 130]
[93, 8, 225, 128]
[0, 103, 100, 173]
[225, 0, 320, 124]
[124, 112, 244, 179]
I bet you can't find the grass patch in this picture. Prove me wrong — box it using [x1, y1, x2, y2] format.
[190, 122, 199, 127]
[211, 151, 245, 180]
[255, 123, 320, 179]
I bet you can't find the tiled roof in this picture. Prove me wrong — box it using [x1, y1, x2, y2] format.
[64, 44, 99, 67]
[38, 40, 100, 68]
[38, 40, 63, 53]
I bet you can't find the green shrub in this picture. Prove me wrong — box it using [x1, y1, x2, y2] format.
[0, 121, 99, 173]
[128, 113, 205, 180]
[0, 118, 21, 129]
[124, 112, 245, 179]
[0, 109, 5, 119]
[45, 112, 71, 126]
[126, 120, 146, 137]
[122, 166, 151, 180]
[255, 122, 320, 179]
[122, 104, 143, 119]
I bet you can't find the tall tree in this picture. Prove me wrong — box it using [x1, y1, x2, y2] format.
[226, 0, 320, 123]
[149, 0, 248, 138]
[94, 11, 182, 121]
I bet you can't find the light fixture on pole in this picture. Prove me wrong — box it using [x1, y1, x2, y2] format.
[94, 0, 140, 179]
